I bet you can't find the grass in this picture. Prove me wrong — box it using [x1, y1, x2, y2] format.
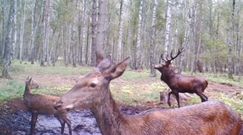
[11, 60, 91, 76]
[192, 72, 243, 87]
[0, 80, 24, 101]
[0, 60, 243, 116]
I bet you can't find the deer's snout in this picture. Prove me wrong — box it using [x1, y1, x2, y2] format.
[54, 101, 63, 110]
[55, 100, 74, 112]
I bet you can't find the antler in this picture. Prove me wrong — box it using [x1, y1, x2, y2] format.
[160, 48, 184, 65]
[169, 47, 184, 62]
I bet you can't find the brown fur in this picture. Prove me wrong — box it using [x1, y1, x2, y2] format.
[56, 58, 241, 135]
[23, 77, 72, 135]
[155, 48, 208, 107]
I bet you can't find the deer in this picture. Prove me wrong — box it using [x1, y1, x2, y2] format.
[55, 57, 242, 135]
[23, 77, 72, 135]
[154, 48, 208, 107]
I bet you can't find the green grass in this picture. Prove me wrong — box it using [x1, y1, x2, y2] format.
[192, 72, 243, 87]
[32, 86, 72, 96]
[0, 80, 24, 101]
[11, 60, 91, 75]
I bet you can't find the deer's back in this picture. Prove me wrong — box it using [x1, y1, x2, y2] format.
[123, 101, 241, 135]
[168, 75, 208, 92]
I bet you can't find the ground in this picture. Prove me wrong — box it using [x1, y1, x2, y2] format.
[0, 62, 242, 134]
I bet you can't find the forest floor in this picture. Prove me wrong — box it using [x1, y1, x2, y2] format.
[0, 61, 243, 134]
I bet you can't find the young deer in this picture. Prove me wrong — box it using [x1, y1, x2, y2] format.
[55, 57, 241, 135]
[23, 77, 72, 135]
[155, 48, 208, 107]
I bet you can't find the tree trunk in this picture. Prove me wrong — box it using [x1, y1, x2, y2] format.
[91, 0, 98, 66]
[0, 0, 7, 58]
[227, 0, 235, 79]
[41, 0, 51, 66]
[30, 0, 38, 64]
[2, 0, 15, 79]
[19, 0, 25, 62]
[149, 0, 157, 77]
[12, 0, 17, 59]
[193, 0, 203, 73]
[117, 0, 125, 62]
[135, 0, 144, 69]
[95, 0, 108, 64]
[164, 0, 173, 56]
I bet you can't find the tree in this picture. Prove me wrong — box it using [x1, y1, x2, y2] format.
[91, 0, 98, 66]
[95, 0, 108, 64]
[117, 0, 125, 62]
[164, 0, 173, 56]
[149, 0, 158, 77]
[2, 0, 15, 79]
[41, 0, 51, 66]
[135, 0, 144, 69]
[19, 0, 26, 62]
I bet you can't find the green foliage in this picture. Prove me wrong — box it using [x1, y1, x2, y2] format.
[0, 80, 24, 101]
[215, 93, 243, 115]
[194, 72, 243, 87]
[203, 38, 227, 64]
[11, 60, 91, 75]
[121, 70, 150, 80]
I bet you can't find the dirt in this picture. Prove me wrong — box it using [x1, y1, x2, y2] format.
[0, 98, 153, 135]
[0, 75, 243, 134]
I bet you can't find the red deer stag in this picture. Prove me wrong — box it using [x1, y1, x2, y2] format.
[55, 57, 241, 135]
[154, 48, 208, 107]
[23, 77, 72, 135]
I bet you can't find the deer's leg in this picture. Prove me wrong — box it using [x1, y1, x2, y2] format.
[167, 91, 173, 106]
[58, 112, 72, 135]
[174, 92, 180, 108]
[196, 91, 208, 102]
[55, 115, 65, 134]
[63, 117, 72, 135]
[30, 112, 38, 135]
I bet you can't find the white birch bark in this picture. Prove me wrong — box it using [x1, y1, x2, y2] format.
[96, 0, 108, 64]
[164, 0, 173, 56]
[19, 0, 25, 62]
[135, 0, 143, 69]
[149, 0, 158, 76]
[117, 0, 125, 62]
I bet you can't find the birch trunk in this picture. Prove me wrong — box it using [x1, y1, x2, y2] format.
[135, 0, 144, 69]
[164, 0, 173, 56]
[149, 0, 157, 77]
[19, 0, 25, 62]
[227, 0, 235, 79]
[12, 0, 17, 59]
[91, 0, 98, 66]
[96, 0, 108, 64]
[41, 0, 50, 66]
[2, 0, 15, 79]
[30, 0, 38, 64]
[117, 0, 125, 62]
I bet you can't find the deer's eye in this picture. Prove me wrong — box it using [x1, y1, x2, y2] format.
[90, 83, 96, 88]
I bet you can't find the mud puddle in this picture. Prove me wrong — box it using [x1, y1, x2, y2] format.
[0, 99, 151, 135]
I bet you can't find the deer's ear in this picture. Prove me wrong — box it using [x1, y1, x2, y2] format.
[107, 57, 129, 80]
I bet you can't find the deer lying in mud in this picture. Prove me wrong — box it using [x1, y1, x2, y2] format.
[23, 77, 72, 135]
[155, 48, 208, 107]
[55, 57, 242, 135]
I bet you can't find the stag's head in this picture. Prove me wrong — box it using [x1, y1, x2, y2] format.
[154, 48, 184, 75]
[55, 57, 130, 111]
[25, 76, 39, 89]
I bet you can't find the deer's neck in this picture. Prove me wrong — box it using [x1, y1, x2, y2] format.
[161, 70, 176, 83]
[92, 87, 125, 135]
[24, 85, 31, 97]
